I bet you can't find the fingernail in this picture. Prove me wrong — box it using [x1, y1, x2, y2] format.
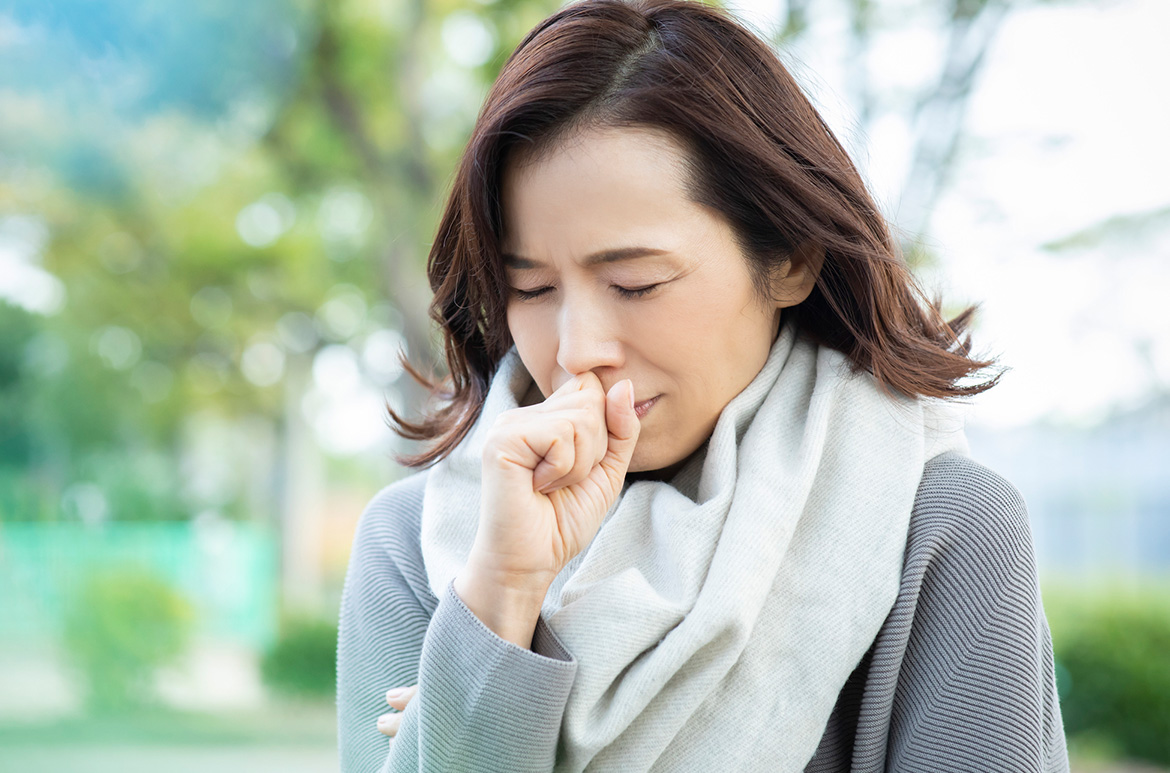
[626, 379, 635, 411]
[387, 687, 406, 699]
[378, 713, 391, 725]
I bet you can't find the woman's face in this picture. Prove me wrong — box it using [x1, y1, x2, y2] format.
[500, 125, 817, 474]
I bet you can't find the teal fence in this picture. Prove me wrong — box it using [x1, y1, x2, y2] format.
[0, 521, 279, 650]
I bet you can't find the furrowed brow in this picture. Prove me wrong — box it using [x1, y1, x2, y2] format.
[503, 246, 671, 270]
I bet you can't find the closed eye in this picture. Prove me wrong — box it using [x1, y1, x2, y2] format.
[615, 284, 659, 299]
[510, 284, 661, 301]
[510, 286, 552, 301]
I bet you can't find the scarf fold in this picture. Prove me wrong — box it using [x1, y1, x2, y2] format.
[421, 320, 969, 772]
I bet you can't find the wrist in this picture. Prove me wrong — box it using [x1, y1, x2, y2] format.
[463, 542, 557, 599]
[453, 559, 551, 651]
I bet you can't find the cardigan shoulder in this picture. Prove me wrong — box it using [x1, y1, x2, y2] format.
[905, 450, 1035, 572]
[350, 468, 436, 611]
[806, 450, 1070, 773]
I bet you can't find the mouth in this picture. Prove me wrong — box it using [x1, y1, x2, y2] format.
[634, 395, 661, 419]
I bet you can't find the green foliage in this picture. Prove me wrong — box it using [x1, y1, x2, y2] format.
[1046, 583, 1170, 766]
[1040, 205, 1170, 253]
[0, 466, 53, 521]
[77, 450, 192, 522]
[260, 615, 338, 698]
[0, 300, 38, 467]
[61, 565, 195, 712]
[0, 0, 567, 530]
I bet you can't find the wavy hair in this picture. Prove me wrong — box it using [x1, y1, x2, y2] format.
[386, 0, 1002, 468]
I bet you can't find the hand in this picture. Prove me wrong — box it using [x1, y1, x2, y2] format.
[471, 372, 640, 588]
[377, 683, 418, 742]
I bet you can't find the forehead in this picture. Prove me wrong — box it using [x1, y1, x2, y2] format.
[498, 125, 699, 262]
[506, 123, 691, 177]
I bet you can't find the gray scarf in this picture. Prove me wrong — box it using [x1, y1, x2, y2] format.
[421, 321, 969, 771]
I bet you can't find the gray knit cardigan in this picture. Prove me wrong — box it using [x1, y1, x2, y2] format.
[336, 451, 1071, 772]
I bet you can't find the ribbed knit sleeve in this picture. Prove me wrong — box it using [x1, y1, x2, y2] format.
[336, 471, 578, 773]
[807, 452, 1070, 773]
[883, 454, 1069, 772]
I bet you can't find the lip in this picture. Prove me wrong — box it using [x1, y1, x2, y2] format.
[634, 394, 661, 419]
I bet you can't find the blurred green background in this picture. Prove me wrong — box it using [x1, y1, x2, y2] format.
[1, 0, 1167, 771]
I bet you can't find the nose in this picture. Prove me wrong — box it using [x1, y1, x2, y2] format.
[555, 291, 624, 379]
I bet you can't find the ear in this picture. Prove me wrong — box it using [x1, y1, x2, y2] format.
[773, 240, 824, 308]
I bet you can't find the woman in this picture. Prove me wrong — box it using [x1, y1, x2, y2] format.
[337, 0, 1069, 770]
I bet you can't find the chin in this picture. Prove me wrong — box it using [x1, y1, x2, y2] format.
[626, 447, 658, 475]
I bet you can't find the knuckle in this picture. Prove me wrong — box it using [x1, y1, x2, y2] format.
[576, 389, 605, 417]
[555, 417, 576, 440]
[580, 405, 602, 430]
[553, 451, 575, 474]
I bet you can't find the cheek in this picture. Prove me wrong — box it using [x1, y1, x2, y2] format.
[640, 281, 748, 352]
[643, 283, 771, 399]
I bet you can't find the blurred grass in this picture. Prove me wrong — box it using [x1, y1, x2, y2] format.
[0, 697, 339, 773]
[0, 745, 340, 773]
[0, 697, 335, 748]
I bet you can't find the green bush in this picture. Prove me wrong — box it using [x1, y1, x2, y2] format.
[1047, 584, 1170, 766]
[62, 565, 195, 712]
[260, 616, 338, 698]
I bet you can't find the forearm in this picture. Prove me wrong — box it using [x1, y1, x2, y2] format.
[338, 477, 577, 772]
[385, 576, 577, 772]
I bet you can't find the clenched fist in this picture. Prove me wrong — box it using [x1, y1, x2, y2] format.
[467, 371, 641, 590]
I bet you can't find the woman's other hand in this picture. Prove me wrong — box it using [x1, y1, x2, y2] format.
[377, 683, 418, 740]
[472, 373, 639, 591]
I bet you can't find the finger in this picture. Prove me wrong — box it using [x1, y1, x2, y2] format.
[534, 374, 608, 492]
[534, 372, 591, 414]
[535, 404, 605, 494]
[484, 411, 573, 479]
[548, 372, 586, 399]
[598, 379, 640, 485]
[377, 712, 402, 737]
[386, 683, 418, 710]
[530, 418, 578, 492]
[569, 372, 610, 465]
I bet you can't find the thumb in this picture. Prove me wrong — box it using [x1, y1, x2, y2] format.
[601, 378, 640, 478]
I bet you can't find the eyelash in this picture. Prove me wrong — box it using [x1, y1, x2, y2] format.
[511, 284, 660, 301]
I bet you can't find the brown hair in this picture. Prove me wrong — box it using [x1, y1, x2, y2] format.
[387, 0, 1002, 468]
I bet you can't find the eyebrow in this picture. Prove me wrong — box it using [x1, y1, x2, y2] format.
[502, 246, 672, 270]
